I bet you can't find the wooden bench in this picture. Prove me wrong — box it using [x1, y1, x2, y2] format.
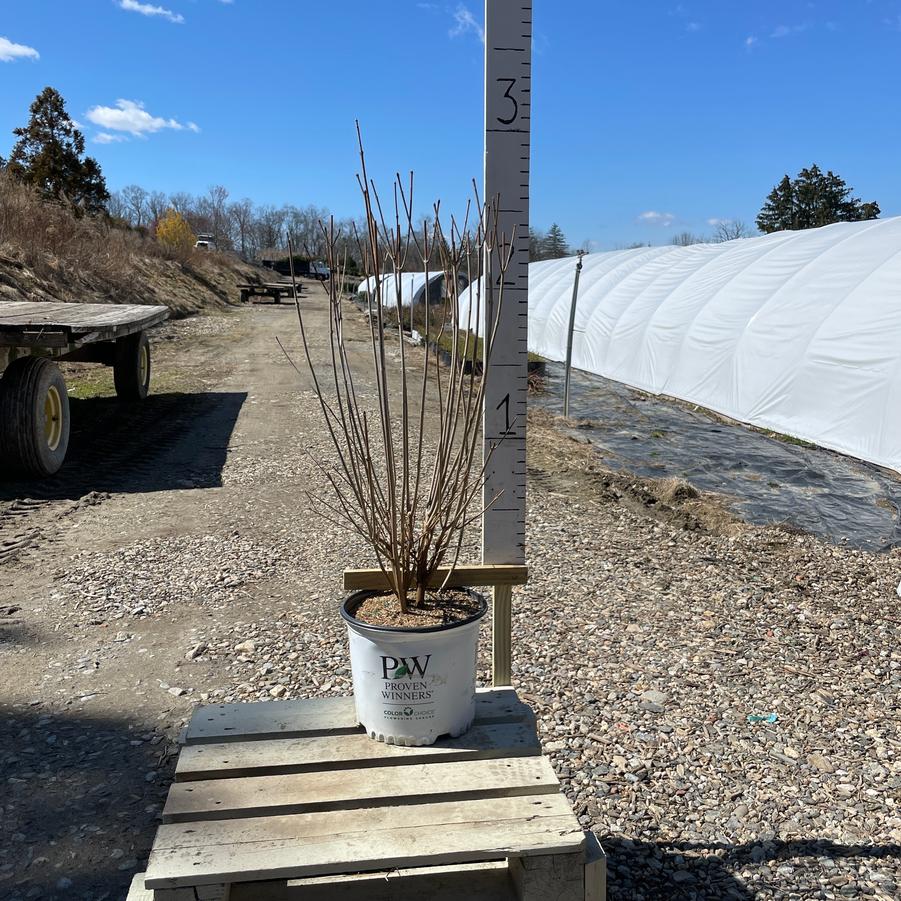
[129, 688, 605, 900]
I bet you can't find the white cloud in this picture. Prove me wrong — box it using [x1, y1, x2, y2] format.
[119, 0, 184, 24]
[94, 132, 129, 144]
[707, 217, 726, 227]
[745, 34, 758, 48]
[85, 99, 198, 138]
[686, 21, 701, 32]
[0, 36, 39, 62]
[450, 4, 484, 43]
[638, 211, 676, 227]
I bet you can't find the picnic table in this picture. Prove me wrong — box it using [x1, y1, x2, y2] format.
[236, 283, 302, 304]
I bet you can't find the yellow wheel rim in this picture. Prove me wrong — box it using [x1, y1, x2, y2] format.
[44, 384, 63, 452]
[139, 343, 149, 385]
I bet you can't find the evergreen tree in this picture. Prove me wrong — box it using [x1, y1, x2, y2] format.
[7, 87, 109, 214]
[756, 175, 795, 233]
[528, 227, 544, 261]
[541, 223, 569, 259]
[756, 166, 879, 234]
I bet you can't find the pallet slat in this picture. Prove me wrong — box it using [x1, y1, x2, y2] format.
[184, 687, 532, 745]
[144, 795, 584, 889]
[231, 862, 516, 901]
[176, 721, 540, 782]
[163, 756, 559, 823]
[126, 873, 154, 901]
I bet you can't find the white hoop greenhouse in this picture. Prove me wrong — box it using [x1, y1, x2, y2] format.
[356, 271, 470, 308]
[460, 217, 901, 473]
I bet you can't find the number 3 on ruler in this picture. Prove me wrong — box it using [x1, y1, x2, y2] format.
[496, 78, 518, 125]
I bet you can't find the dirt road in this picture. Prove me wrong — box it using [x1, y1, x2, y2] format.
[2, 284, 900, 901]
[0, 286, 355, 899]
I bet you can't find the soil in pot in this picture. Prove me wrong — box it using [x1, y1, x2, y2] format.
[353, 588, 481, 628]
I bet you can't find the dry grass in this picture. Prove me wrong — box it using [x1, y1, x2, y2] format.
[0, 174, 257, 314]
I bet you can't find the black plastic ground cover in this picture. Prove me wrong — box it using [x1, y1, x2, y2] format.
[536, 363, 901, 552]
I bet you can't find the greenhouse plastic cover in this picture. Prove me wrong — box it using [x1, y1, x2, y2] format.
[355, 272, 443, 307]
[459, 217, 901, 473]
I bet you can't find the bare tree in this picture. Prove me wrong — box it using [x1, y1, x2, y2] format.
[712, 219, 753, 242]
[198, 184, 231, 249]
[168, 191, 193, 215]
[228, 197, 256, 259]
[147, 191, 169, 228]
[254, 205, 287, 254]
[671, 231, 706, 247]
[120, 184, 149, 228]
[106, 190, 127, 221]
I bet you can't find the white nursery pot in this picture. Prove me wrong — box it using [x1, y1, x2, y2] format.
[341, 589, 487, 746]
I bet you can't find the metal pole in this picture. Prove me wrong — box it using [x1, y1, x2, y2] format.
[563, 250, 585, 417]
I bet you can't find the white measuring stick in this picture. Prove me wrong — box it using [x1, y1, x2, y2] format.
[482, 0, 531, 569]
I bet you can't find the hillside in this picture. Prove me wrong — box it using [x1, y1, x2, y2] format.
[0, 174, 265, 316]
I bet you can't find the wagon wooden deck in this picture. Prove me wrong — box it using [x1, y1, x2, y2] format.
[0, 301, 168, 351]
[128, 688, 605, 900]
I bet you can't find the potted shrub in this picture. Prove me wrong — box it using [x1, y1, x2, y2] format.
[289, 143, 509, 746]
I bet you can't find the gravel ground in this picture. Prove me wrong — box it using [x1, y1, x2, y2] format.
[1, 288, 900, 900]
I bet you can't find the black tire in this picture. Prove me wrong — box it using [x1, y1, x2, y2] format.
[114, 331, 151, 401]
[0, 356, 70, 477]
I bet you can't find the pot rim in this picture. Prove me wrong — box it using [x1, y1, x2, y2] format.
[341, 587, 488, 635]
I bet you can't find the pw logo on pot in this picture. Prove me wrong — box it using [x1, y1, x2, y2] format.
[381, 655, 431, 680]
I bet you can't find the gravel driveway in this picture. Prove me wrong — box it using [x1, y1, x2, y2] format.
[1, 284, 899, 900]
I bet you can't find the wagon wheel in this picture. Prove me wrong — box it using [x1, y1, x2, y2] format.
[0, 356, 71, 477]
[114, 331, 151, 401]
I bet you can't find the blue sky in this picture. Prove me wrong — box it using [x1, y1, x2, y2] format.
[2, 1, 900, 249]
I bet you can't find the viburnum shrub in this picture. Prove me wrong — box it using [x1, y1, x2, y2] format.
[287, 130, 511, 614]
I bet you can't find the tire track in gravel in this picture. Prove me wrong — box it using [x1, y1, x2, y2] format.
[0, 316, 247, 567]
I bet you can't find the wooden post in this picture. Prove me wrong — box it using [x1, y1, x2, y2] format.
[483, 0, 532, 690]
[492, 584, 513, 686]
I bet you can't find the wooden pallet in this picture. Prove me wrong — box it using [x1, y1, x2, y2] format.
[133, 688, 605, 900]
